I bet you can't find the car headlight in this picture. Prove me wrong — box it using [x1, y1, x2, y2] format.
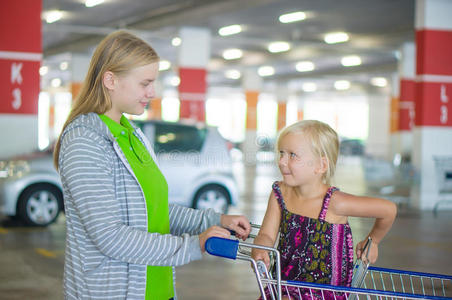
[0, 160, 30, 178]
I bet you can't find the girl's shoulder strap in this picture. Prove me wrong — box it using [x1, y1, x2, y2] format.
[318, 186, 339, 221]
[272, 181, 287, 210]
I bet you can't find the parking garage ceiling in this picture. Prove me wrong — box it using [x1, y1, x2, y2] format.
[41, 0, 415, 90]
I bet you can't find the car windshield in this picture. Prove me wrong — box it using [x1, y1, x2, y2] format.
[134, 121, 207, 154]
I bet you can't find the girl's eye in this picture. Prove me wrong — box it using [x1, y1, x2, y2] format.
[290, 152, 296, 158]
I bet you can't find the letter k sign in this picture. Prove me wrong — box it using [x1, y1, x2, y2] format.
[11, 62, 23, 84]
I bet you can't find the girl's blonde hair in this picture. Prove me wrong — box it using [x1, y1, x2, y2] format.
[277, 120, 339, 185]
[53, 30, 159, 170]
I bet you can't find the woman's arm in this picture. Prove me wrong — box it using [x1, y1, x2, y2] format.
[331, 191, 397, 263]
[251, 190, 281, 268]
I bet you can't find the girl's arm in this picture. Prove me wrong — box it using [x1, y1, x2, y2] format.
[252, 189, 282, 268]
[331, 191, 397, 263]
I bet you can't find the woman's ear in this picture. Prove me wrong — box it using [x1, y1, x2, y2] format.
[102, 71, 116, 90]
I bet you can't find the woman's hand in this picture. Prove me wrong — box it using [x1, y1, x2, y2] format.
[356, 238, 379, 264]
[220, 214, 251, 241]
[198, 225, 231, 252]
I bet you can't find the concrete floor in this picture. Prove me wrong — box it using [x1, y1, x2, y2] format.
[1, 156, 452, 299]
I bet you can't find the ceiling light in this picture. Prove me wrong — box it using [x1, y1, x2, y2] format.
[225, 70, 241, 80]
[45, 10, 63, 24]
[159, 60, 171, 71]
[39, 66, 48, 76]
[171, 37, 181, 47]
[59, 61, 68, 71]
[223, 48, 243, 60]
[295, 61, 315, 72]
[302, 82, 317, 92]
[324, 32, 349, 44]
[258, 66, 275, 77]
[268, 42, 290, 53]
[218, 25, 242, 36]
[341, 55, 362, 67]
[334, 80, 350, 90]
[85, 0, 104, 7]
[51, 78, 62, 88]
[279, 11, 306, 23]
[370, 77, 388, 87]
[170, 76, 180, 87]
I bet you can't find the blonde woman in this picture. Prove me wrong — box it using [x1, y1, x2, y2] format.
[252, 120, 396, 299]
[54, 31, 250, 300]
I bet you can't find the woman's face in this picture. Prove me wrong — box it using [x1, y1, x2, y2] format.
[107, 62, 159, 121]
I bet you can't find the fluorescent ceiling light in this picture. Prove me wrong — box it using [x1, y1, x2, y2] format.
[370, 77, 388, 87]
[170, 76, 180, 87]
[159, 60, 171, 71]
[85, 0, 104, 7]
[296, 61, 315, 72]
[223, 48, 243, 60]
[334, 80, 350, 90]
[225, 70, 241, 80]
[324, 32, 349, 44]
[51, 78, 62, 88]
[258, 66, 275, 77]
[218, 25, 242, 36]
[302, 82, 317, 92]
[45, 10, 63, 23]
[279, 11, 306, 23]
[268, 42, 290, 53]
[341, 55, 362, 67]
[171, 37, 181, 47]
[59, 62, 68, 71]
[39, 66, 49, 76]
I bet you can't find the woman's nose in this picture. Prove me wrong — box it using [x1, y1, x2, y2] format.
[146, 85, 155, 98]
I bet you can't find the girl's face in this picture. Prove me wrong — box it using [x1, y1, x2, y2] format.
[106, 62, 159, 121]
[278, 132, 323, 186]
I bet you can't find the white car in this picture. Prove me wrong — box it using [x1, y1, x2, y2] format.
[0, 120, 238, 226]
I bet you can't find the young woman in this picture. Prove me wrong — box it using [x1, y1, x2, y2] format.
[54, 30, 250, 300]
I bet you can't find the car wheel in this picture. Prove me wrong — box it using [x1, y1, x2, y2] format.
[193, 185, 230, 214]
[17, 184, 62, 226]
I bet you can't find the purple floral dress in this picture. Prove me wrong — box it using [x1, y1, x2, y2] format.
[262, 182, 354, 300]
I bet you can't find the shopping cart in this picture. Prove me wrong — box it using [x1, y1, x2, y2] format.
[206, 233, 452, 300]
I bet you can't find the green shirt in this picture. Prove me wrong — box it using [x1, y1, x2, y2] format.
[99, 114, 174, 300]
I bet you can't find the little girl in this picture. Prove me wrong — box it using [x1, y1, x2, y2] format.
[252, 120, 397, 299]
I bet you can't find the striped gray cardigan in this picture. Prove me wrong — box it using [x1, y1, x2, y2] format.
[58, 113, 221, 299]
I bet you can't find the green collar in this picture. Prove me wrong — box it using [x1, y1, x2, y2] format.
[99, 114, 134, 138]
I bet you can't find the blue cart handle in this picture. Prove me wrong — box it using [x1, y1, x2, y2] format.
[205, 237, 239, 260]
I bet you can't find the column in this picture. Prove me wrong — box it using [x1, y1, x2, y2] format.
[71, 54, 91, 101]
[367, 92, 391, 159]
[242, 69, 262, 164]
[0, 0, 42, 157]
[276, 86, 288, 131]
[399, 43, 416, 156]
[178, 27, 210, 122]
[412, 0, 452, 209]
[389, 73, 400, 158]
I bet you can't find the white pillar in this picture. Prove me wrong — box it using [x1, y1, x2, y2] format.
[411, 0, 452, 209]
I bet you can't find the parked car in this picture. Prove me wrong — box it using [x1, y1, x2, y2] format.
[339, 138, 365, 156]
[0, 120, 238, 226]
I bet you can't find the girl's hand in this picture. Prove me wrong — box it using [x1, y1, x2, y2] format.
[251, 248, 271, 270]
[199, 226, 231, 252]
[220, 214, 251, 241]
[356, 238, 379, 264]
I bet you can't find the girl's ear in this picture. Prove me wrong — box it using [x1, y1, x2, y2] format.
[102, 71, 116, 90]
[316, 156, 328, 174]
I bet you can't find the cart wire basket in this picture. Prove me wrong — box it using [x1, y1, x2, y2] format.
[206, 233, 452, 300]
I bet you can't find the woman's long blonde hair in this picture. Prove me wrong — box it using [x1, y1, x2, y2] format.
[53, 30, 159, 170]
[276, 120, 339, 185]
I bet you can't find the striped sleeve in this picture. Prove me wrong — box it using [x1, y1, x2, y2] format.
[59, 127, 203, 266]
[168, 204, 221, 236]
